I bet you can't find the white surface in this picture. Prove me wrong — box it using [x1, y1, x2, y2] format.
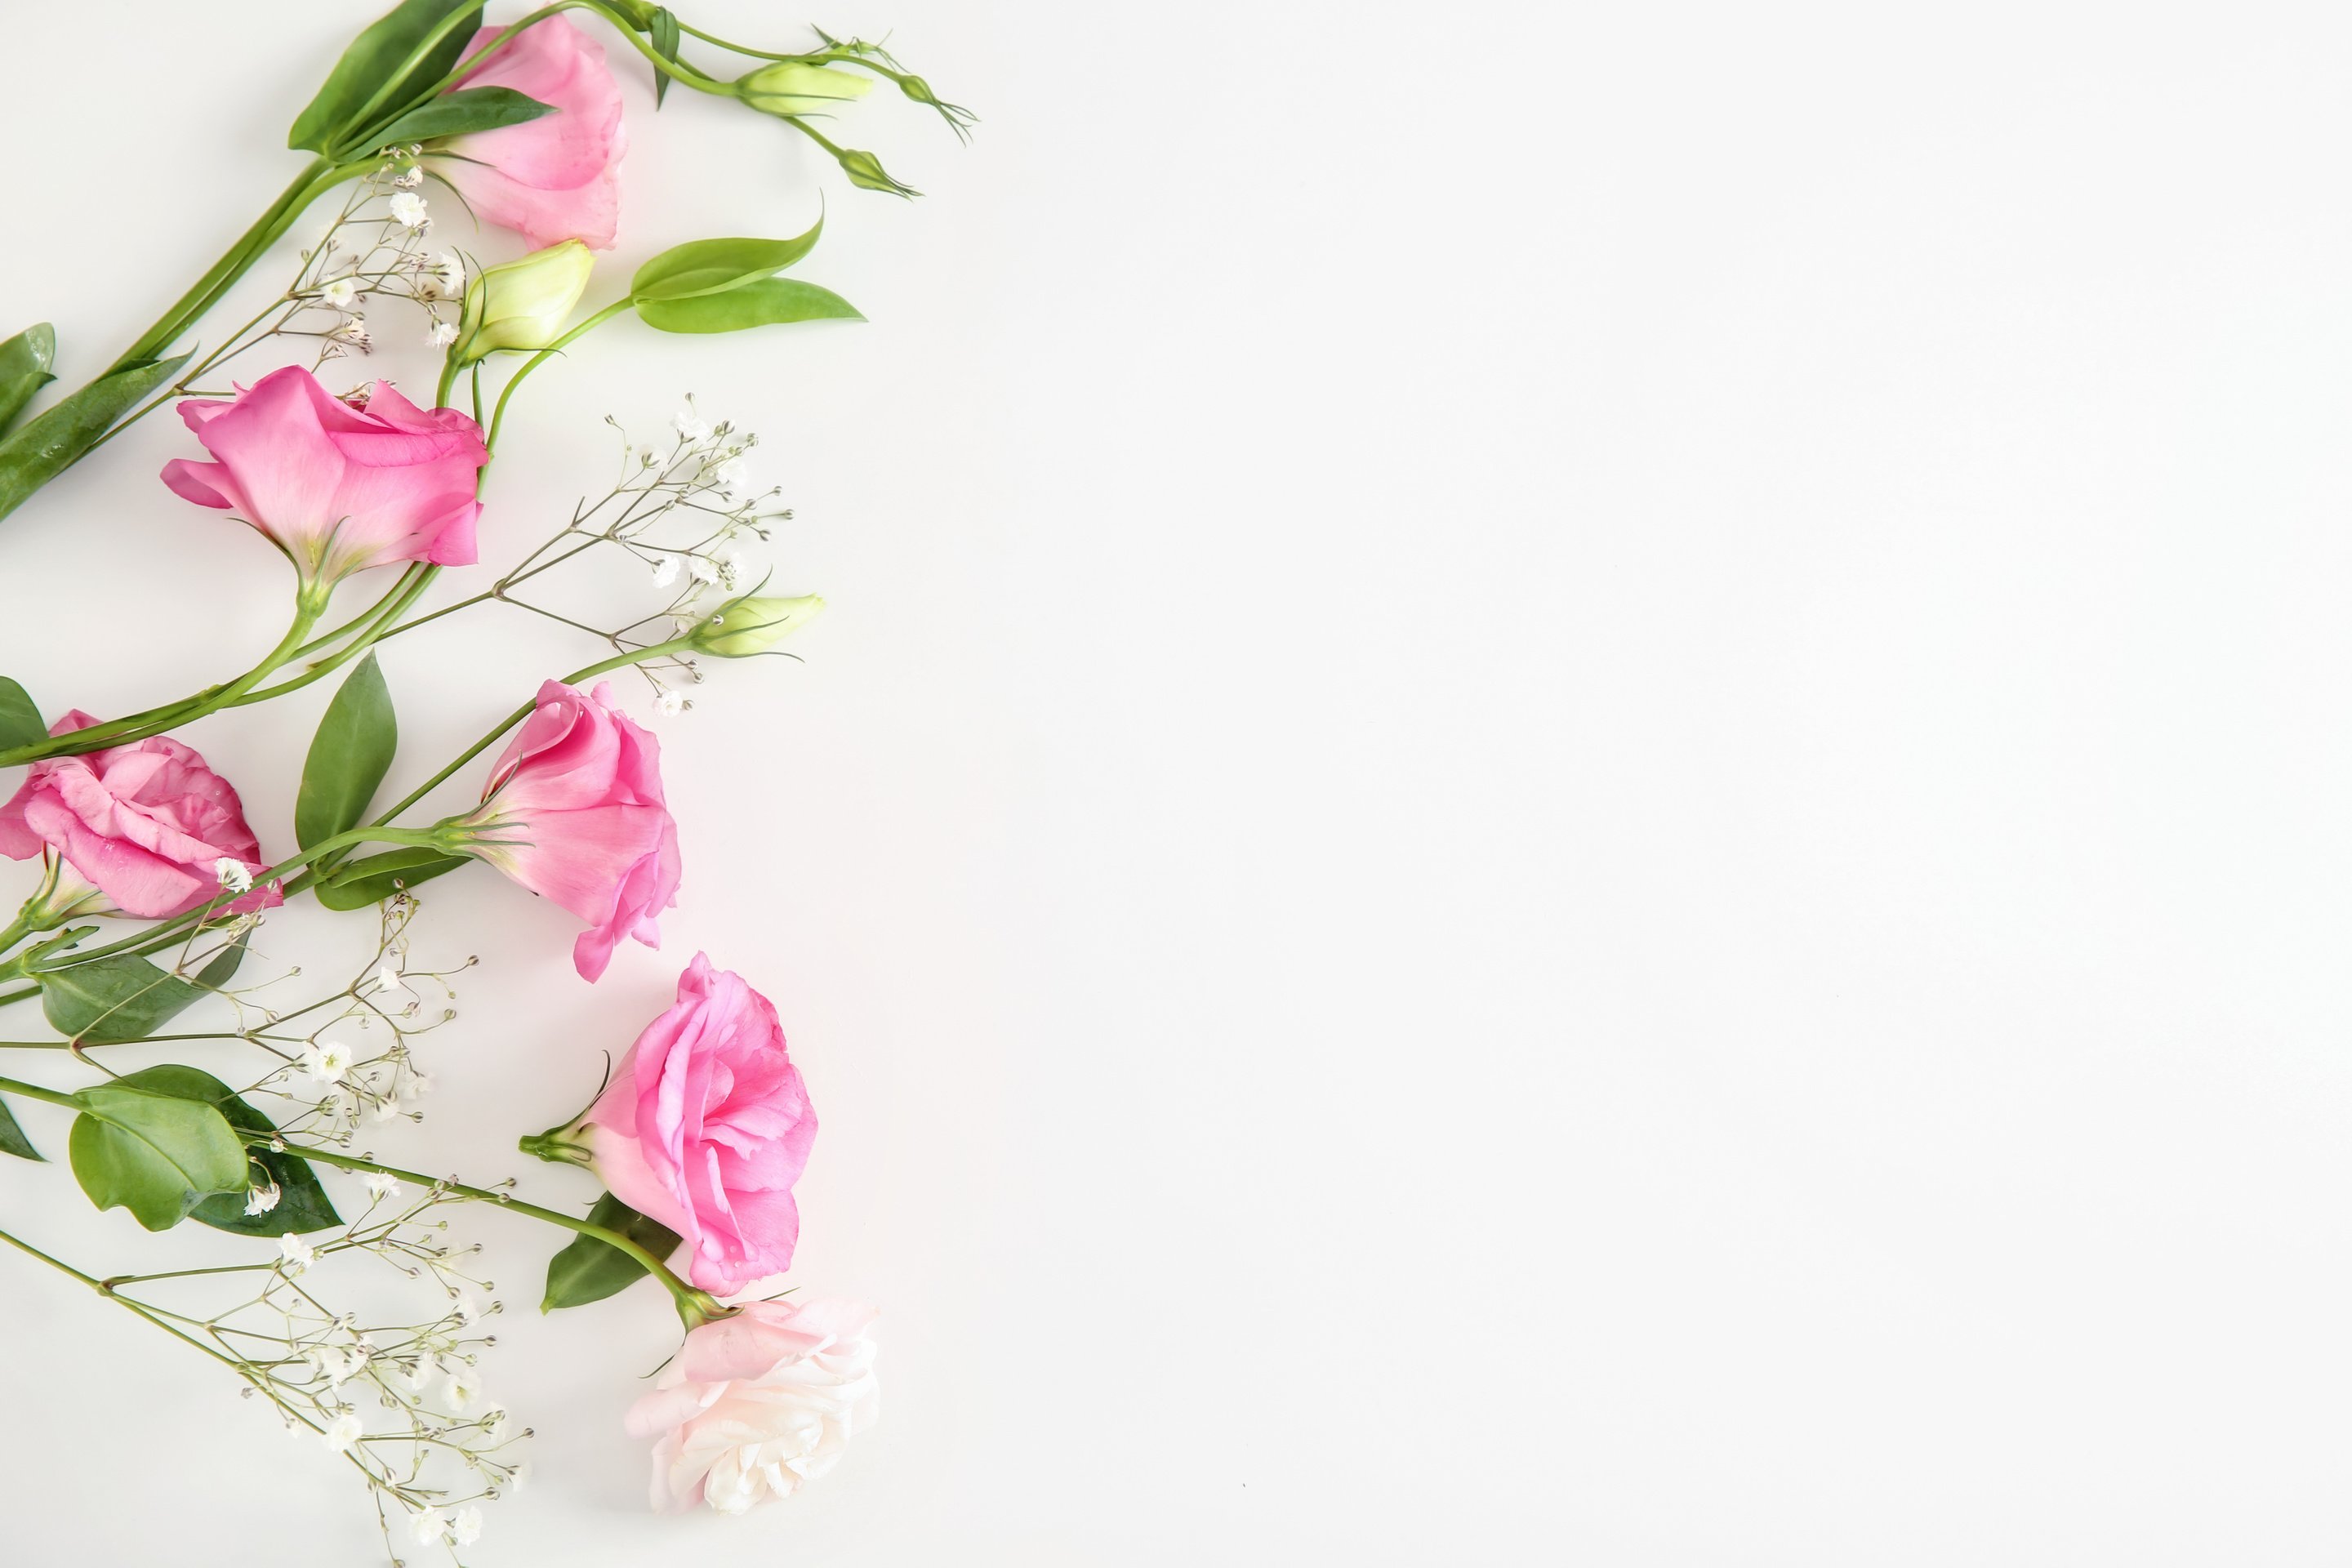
[2, 1, 2346, 1564]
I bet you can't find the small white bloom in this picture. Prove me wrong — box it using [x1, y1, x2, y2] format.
[452, 1291, 483, 1326]
[688, 555, 720, 586]
[452, 1506, 484, 1546]
[480, 1404, 510, 1441]
[323, 1413, 363, 1453]
[278, 1232, 315, 1274]
[655, 690, 686, 718]
[710, 456, 748, 494]
[428, 319, 460, 347]
[372, 960, 406, 994]
[213, 858, 253, 894]
[675, 409, 712, 442]
[650, 553, 682, 588]
[506, 1462, 532, 1495]
[301, 1040, 353, 1085]
[388, 192, 429, 229]
[333, 318, 370, 348]
[309, 1346, 361, 1388]
[402, 1068, 434, 1103]
[243, 1181, 281, 1217]
[363, 1170, 401, 1201]
[409, 1506, 448, 1546]
[320, 277, 359, 311]
[446, 1365, 484, 1410]
[392, 1358, 433, 1394]
[392, 164, 423, 189]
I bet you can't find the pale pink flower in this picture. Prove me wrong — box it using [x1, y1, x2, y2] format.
[0, 713, 278, 919]
[454, 679, 679, 980]
[625, 1298, 878, 1513]
[584, 954, 815, 1293]
[161, 367, 487, 586]
[432, 18, 628, 249]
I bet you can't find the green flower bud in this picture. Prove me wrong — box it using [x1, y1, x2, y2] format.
[692, 594, 825, 657]
[452, 240, 595, 364]
[604, 0, 657, 27]
[737, 60, 877, 118]
[835, 146, 919, 198]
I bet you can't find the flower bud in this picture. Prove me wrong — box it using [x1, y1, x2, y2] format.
[452, 240, 595, 364]
[691, 594, 824, 657]
[835, 146, 918, 198]
[736, 60, 877, 118]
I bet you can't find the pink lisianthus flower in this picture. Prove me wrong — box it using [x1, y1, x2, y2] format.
[449, 679, 679, 981]
[581, 954, 817, 1294]
[160, 367, 488, 588]
[625, 1298, 878, 1514]
[0, 712, 278, 920]
[431, 17, 628, 249]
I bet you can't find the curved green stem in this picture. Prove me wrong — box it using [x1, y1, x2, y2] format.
[483, 297, 634, 460]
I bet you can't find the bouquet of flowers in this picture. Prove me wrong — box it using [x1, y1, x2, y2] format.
[0, 1, 965, 1557]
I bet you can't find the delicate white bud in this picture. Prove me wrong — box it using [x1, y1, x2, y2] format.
[243, 1181, 282, 1216]
[323, 1413, 363, 1453]
[213, 858, 253, 894]
[278, 1233, 316, 1275]
[388, 192, 430, 229]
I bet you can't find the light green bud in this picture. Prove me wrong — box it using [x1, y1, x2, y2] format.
[737, 60, 877, 118]
[692, 594, 825, 657]
[452, 240, 595, 364]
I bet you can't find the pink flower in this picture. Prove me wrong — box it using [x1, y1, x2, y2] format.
[161, 368, 488, 586]
[624, 1297, 878, 1514]
[433, 18, 628, 250]
[457, 679, 679, 981]
[0, 713, 278, 920]
[584, 954, 816, 1293]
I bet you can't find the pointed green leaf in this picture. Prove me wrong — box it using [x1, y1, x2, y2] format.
[541, 1192, 682, 1310]
[69, 1076, 248, 1231]
[296, 653, 398, 851]
[38, 933, 248, 1045]
[289, 0, 486, 154]
[0, 323, 56, 436]
[635, 278, 863, 335]
[0, 351, 192, 525]
[370, 85, 554, 146]
[631, 222, 825, 303]
[0, 1095, 41, 1161]
[650, 8, 681, 108]
[312, 846, 471, 911]
[0, 676, 41, 751]
[109, 1066, 343, 1237]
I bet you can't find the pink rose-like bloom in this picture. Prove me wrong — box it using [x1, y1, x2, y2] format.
[625, 1298, 878, 1514]
[460, 679, 679, 981]
[434, 17, 628, 249]
[0, 712, 278, 920]
[161, 368, 488, 585]
[584, 953, 816, 1293]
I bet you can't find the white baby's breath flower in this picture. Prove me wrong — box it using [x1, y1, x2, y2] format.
[655, 690, 686, 718]
[402, 1068, 434, 1103]
[333, 318, 370, 348]
[213, 858, 252, 894]
[506, 1462, 532, 1494]
[674, 408, 711, 442]
[480, 1404, 510, 1441]
[428, 320, 460, 346]
[278, 1232, 316, 1275]
[452, 1291, 483, 1327]
[446, 1365, 485, 1411]
[392, 1358, 433, 1395]
[710, 455, 747, 494]
[363, 1170, 401, 1201]
[301, 1040, 353, 1085]
[323, 1413, 363, 1453]
[388, 192, 429, 229]
[243, 1181, 281, 1217]
[650, 555, 681, 587]
[452, 1506, 484, 1546]
[409, 1506, 448, 1545]
[320, 277, 359, 311]
[392, 164, 423, 189]
[688, 555, 720, 586]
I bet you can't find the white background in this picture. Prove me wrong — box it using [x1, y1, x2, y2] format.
[0, 1, 2343, 1563]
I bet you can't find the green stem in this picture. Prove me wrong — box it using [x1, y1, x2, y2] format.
[483, 297, 634, 459]
[268, 1143, 724, 1329]
[0, 1075, 83, 1111]
[114, 158, 338, 370]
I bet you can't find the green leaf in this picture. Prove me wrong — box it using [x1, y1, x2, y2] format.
[649, 8, 682, 108]
[288, 0, 486, 154]
[541, 1192, 682, 1311]
[296, 653, 398, 851]
[105, 1066, 343, 1238]
[369, 85, 554, 146]
[0, 1095, 41, 1161]
[0, 676, 42, 751]
[312, 846, 470, 911]
[69, 1075, 248, 1232]
[635, 278, 863, 335]
[631, 222, 825, 304]
[38, 933, 248, 1045]
[0, 323, 56, 436]
[0, 351, 192, 525]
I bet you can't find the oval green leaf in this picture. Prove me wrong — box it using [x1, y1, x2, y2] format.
[312, 846, 471, 911]
[114, 1065, 342, 1237]
[289, 0, 486, 154]
[0, 676, 42, 751]
[635, 278, 863, 335]
[38, 933, 248, 1045]
[296, 652, 399, 851]
[69, 1078, 248, 1232]
[541, 1192, 683, 1311]
[631, 221, 825, 303]
[0, 1095, 41, 1161]
[371, 85, 554, 147]
[0, 323, 56, 435]
[0, 350, 192, 526]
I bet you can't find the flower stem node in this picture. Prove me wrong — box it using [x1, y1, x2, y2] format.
[692, 594, 824, 657]
[452, 241, 597, 366]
